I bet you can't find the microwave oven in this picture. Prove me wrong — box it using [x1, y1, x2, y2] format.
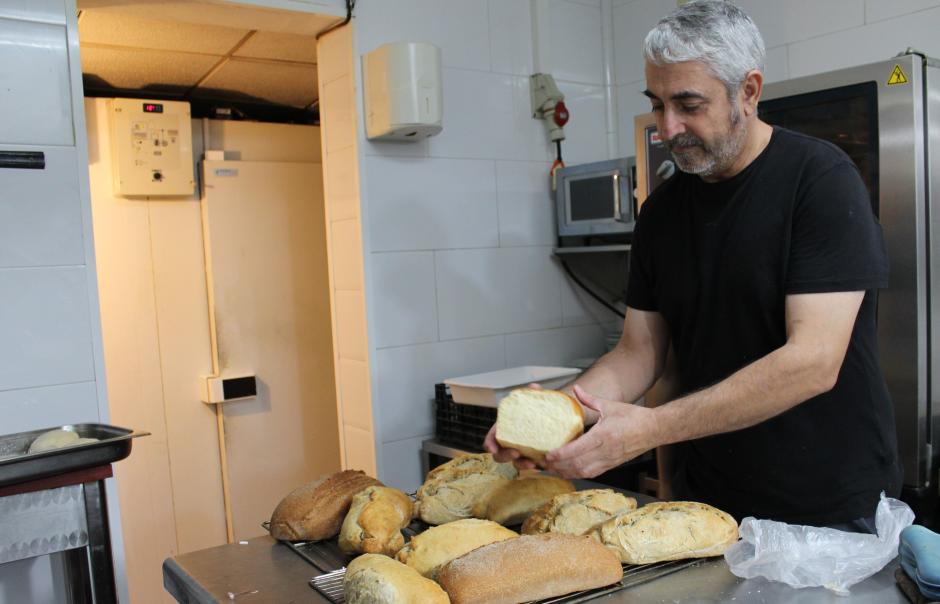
[554, 157, 636, 239]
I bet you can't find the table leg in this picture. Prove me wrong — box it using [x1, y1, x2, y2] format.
[83, 480, 117, 603]
[61, 547, 93, 604]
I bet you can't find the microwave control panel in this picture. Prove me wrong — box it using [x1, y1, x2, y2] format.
[108, 98, 194, 197]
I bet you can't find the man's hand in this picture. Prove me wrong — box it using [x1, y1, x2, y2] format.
[543, 385, 660, 479]
[482, 382, 541, 470]
[483, 423, 537, 470]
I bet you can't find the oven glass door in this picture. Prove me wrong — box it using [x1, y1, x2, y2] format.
[759, 81, 879, 215]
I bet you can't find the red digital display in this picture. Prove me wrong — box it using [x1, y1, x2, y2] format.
[143, 103, 164, 114]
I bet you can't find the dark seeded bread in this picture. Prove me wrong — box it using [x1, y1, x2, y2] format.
[269, 470, 382, 541]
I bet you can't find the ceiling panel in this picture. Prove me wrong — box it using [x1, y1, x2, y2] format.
[79, 11, 249, 54]
[198, 59, 318, 108]
[81, 46, 219, 90]
[234, 31, 318, 64]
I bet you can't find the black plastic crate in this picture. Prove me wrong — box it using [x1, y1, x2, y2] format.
[434, 383, 495, 452]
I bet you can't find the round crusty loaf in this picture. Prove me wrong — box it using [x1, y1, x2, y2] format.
[395, 518, 517, 579]
[495, 388, 584, 462]
[415, 453, 518, 525]
[594, 501, 739, 564]
[471, 474, 575, 526]
[269, 470, 381, 541]
[339, 486, 414, 556]
[344, 553, 449, 604]
[437, 533, 623, 604]
[521, 488, 637, 536]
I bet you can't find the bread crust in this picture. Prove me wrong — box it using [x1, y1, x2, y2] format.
[521, 488, 637, 536]
[437, 533, 623, 604]
[344, 553, 449, 604]
[495, 388, 584, 462]
[471, 475, 575, 526]
[394, 518, 517, 579]
[415, 453, 518, 525]
[339, 486, 414, 556]
[594, 501, 739, 564]
[269, 470, 381, 541]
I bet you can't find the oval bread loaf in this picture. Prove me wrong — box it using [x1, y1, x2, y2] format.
[495, 388, 584, 462]
[471, 475, 575, 526]
[339, 486, 414, 556]
[594, 501, 739, 564]
[269, 470, 381, 541]
[522, 488, 637, 536]
[415, 453, 518, 525]
[437, 533, 623, 604]
[395, 518, 517, 579]
[344, 553, 449, 604]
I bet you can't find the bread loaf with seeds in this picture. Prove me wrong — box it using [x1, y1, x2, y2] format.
[593, 501, 738, 564]
[269, 470, 381, 541]
[521, 488, 637, 536]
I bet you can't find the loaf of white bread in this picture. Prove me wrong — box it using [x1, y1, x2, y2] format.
[593, 501, 739, 564]
[495, 388, 584, 462]
[437, 533, 623, 604]
[269, 470, 381, 541]
[522, 488, 637, 536]
[343, 553, 448, 604]
[471, 474, 575, 526]
[338, 486, 414, 556]
[415, 453, 518, 525]
[395, 518, 517, 579]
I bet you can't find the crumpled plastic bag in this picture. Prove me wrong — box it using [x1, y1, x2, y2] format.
[724, 493, 914, 595]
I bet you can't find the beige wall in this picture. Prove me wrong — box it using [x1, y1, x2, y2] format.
[318, 24, 378, 475]
[87, 101, 338, 601]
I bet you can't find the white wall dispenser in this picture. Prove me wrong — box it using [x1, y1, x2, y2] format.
[362, 42, 443, 141]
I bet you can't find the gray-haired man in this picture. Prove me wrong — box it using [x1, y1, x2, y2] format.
[486, 0, 901, 531]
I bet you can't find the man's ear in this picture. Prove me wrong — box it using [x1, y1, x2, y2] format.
[740, 69, 764, 117]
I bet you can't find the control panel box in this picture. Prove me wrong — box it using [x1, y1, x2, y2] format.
[108, 98, 194, 196]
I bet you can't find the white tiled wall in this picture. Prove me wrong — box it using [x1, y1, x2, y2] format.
[355, 0, 617, 492]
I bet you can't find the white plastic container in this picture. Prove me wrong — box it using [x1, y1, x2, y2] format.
[443, 366, 581, 408]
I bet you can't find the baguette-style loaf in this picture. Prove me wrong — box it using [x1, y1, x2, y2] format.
[495, 388, 584, 462]
[343, 553, 449, 604]
[269, 470, 381, 541]
[521, 488, 637, 536]
[339, 486, 414, 556]
[471, 475, 575, 526]
[395, 518, 517, 579]
[415, 453, 518, 525]
[437, 533, 623, 604]
[594, 501, 739, 564]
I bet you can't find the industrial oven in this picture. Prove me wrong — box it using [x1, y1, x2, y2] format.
[760, 52, 940, 497]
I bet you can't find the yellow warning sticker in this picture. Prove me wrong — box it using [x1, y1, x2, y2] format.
[887, 64, 909, 86]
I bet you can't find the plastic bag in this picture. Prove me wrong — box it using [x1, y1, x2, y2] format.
[724, 493, 914, 595]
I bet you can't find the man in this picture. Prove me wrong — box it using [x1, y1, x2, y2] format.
[486, 0, 901, 531]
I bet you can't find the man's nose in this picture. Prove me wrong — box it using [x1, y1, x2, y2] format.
[658, 109, 685, 141]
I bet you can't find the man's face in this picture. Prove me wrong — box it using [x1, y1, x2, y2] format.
[643, 60, 747, 180]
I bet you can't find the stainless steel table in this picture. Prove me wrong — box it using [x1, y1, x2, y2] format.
[164, 509, 910, 604]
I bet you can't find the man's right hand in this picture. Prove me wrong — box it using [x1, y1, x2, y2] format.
[483, 423, 538, 470]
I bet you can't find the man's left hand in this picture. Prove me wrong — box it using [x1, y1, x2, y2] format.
[543, 385, 661, 479]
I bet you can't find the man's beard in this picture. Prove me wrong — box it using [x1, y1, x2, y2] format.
[663, 103, 747, 178]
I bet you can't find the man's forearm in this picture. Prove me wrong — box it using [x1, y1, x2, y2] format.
[564, 344, 660, 422]
[652, 340, 838, 446]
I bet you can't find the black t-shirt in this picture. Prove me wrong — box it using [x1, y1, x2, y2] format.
[626, 126, 902, 525]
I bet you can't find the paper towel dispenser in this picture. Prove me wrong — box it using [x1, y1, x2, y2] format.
[362, 42, 442, 141]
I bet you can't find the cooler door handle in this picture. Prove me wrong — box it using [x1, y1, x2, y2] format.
[0, 151, 45, 170]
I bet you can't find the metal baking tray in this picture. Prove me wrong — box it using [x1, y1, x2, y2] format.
[0, 423, 149, 488]
[308, 557, 705, 604]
